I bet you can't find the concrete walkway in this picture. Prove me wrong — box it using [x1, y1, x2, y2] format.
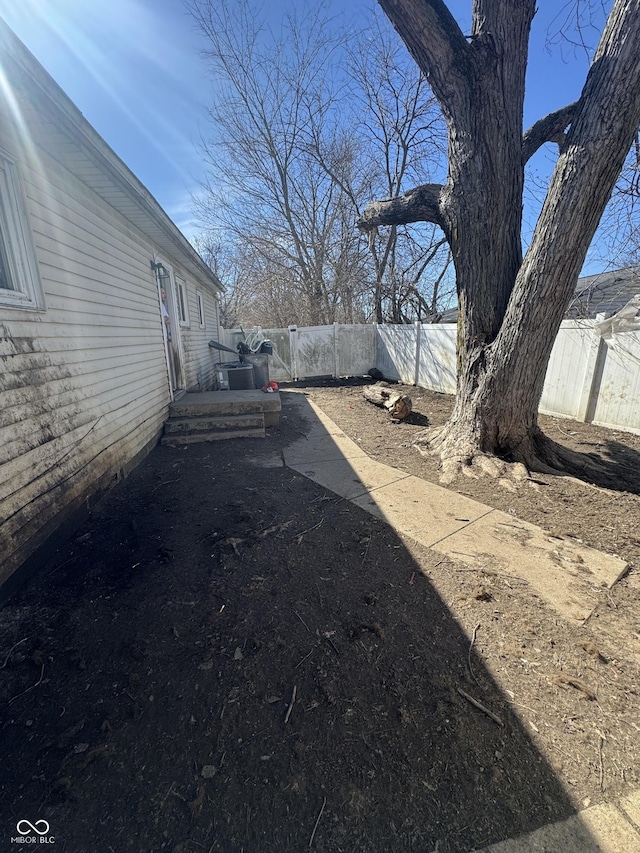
[481, 790, 640, 852]
[282, 392, 640, 852]
[283, 394, 627, 624]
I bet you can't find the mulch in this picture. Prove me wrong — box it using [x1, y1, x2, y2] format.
[1, 383, 639, 853]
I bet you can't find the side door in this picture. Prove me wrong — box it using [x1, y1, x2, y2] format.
[156, 263, 185, 394]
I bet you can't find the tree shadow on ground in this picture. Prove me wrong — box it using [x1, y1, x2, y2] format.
[0, 399, 601, 853]
[583, 438, 640, 495]
[537, 431, 640, 495]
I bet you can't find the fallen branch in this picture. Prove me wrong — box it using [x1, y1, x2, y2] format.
[309, 796, 327, 848]
[294, 611, 312, 634]
[8, 664, 45, 706]
[457, 687, 504, 727]
[598, 734, 606, 792]
[294, 519, 324, 544]
[323, 634, 340, 656]
[295, 649, 315, 669]
[151, 478, 180, 494]
[256, 520, 295, 539]
[363, 382, 412, 421]
[284, 685, 297, 724]
[552, 674, 597, 701]
[1, 637, 29, 669]
[159, 782, 175, 811]
[219, 537, 244, 557]
[361, 536, 372, 567]
[468, 623, 481, 688]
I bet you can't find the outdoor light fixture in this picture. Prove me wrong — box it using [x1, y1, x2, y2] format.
[151, 260, 170, 283]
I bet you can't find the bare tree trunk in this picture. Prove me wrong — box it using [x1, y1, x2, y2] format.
[361, 0, 640, 480]
[439, 0, 640, 478]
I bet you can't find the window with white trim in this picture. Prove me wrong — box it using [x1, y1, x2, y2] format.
[196, 290, 205, 328]
[0, 150, 44, 310]
[175, 275, 189, 326]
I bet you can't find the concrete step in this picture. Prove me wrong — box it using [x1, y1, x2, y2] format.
[164, 414, 265, 435]
[480, 791, 640, 852]
[169, 390, 281, 427]
[161, 425, 266, 445]
[162, 411, 266, 444]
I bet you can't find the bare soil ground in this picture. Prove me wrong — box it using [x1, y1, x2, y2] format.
[1, 381, 639, 853]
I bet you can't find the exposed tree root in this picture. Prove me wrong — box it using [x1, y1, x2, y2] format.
[413, 424, 619, 492]
[525, 433, 613, 483]
[413, 427, 523, 486]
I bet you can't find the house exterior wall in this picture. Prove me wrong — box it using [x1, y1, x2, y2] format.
[0, 118, 220, 589]
[179, 278, 220, 391]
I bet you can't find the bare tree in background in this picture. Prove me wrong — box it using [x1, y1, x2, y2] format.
[187, 0, 370, 326]
[188, 0, 454, 328]
[349, 15, 452, 323]
[591, 133, 640, 268]
[192, 237, 254, 328]
[526, 4, 640, 278]
[358, 0, 640, 482]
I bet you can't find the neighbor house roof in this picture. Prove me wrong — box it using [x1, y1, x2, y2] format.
[566, 266, 640, 318]
[436, 266, 640, 324]
[0, 19, 223, 294]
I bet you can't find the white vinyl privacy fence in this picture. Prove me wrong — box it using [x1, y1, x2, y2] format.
[222, 324, 376, 385]
[221, 321, 640, 434]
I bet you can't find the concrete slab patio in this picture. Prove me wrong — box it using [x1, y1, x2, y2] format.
[283, 393, 628, 624]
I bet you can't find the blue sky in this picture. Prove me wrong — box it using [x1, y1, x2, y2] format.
[0, 0, 606, 253]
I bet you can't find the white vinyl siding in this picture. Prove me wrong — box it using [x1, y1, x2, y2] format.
[181, 284, 220, 391]
[0, 137, 220, 585]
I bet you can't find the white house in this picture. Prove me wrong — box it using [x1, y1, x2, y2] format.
[0, 20, 223, 593]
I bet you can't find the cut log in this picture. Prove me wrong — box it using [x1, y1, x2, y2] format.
[389, 395, 412, 421]
[363, 381, 396, 407]
[363, 382, 412, 421]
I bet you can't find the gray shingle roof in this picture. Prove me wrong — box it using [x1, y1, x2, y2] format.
[567, 267, 640, 318]
[436, 266, 640, 323]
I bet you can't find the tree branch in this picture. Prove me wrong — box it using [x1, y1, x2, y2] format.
[522, 102, 579, 163]
[358, 184, 446, 231]
[403, 236, 449, 283]
[377, 0, 472, 115]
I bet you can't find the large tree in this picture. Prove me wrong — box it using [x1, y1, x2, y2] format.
[358, 0, 640, 482]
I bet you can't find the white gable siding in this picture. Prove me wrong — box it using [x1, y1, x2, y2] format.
[0, 130, 199, 586]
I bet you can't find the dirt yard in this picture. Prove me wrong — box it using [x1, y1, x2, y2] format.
[1, 381, 639, 853]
